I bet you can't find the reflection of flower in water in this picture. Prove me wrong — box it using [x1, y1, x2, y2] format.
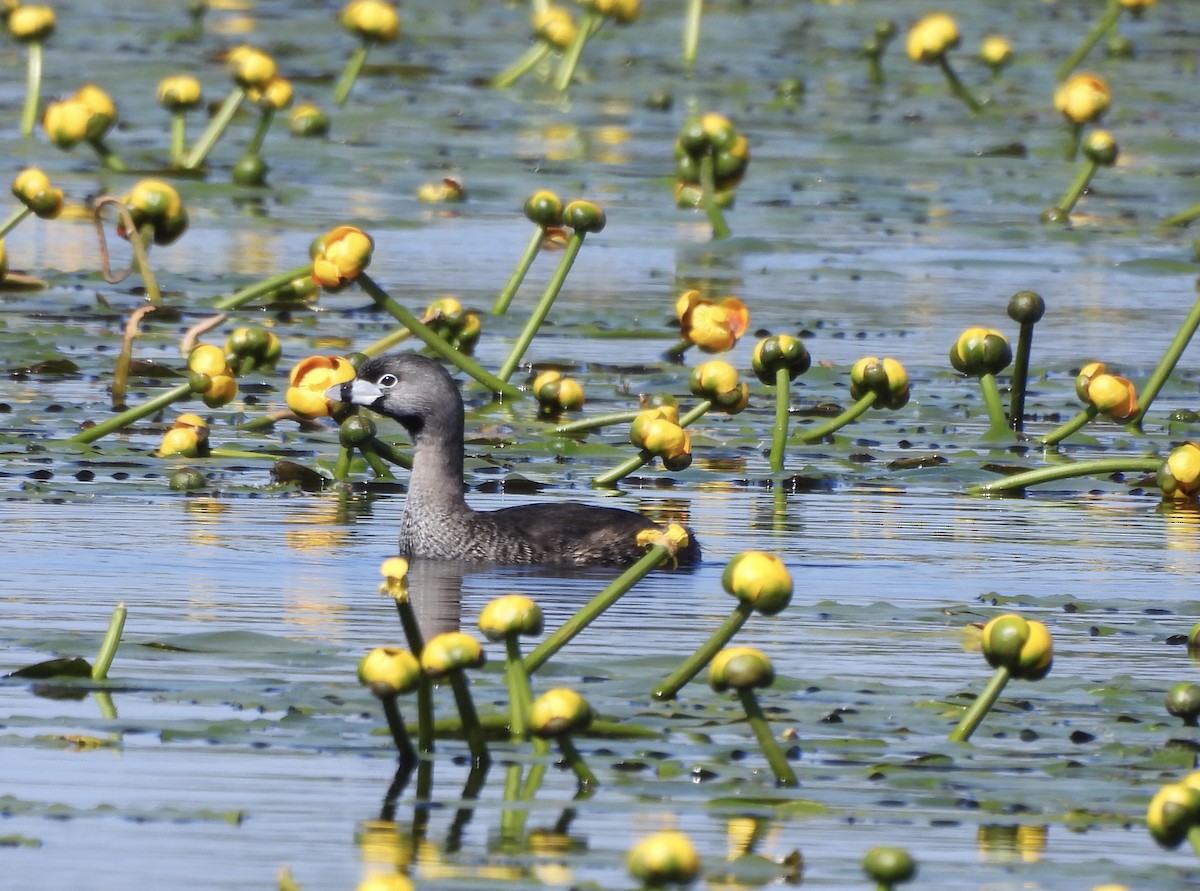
[976, 824, 1047, 863]
[1165, 504, 1200, 558]
[284, 501, 351, 551]
[183, 497, 229, 548]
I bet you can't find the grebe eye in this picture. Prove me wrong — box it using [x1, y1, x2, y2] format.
[378, 373, 398, 388]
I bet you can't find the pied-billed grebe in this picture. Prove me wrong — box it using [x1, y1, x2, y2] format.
[327, 353, 701, 566]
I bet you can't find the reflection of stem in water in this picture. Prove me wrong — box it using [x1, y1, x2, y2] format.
[379, 759, 416, 823]
[445, 763, 489, 853]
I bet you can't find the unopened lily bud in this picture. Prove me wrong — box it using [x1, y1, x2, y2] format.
[340, 0, 400, 42]
[1082, 129, 1118, 166]
[420, 631, 485, 676]
[849, 356, 910, 409]
[1054, 72, 1110, 126]
[478, 594, 543, 640]
[11, 167, 63, 219]
[708, 646, 774, 692]
[907, 12, 960, 63]
[289, 103, 330, 138]
[722, 550, 792, 615]
[950, 327, 1011, 376]
[358, 647, 421, 698]
[980, 613, 1053, 681]
[530, 687, 593, 737]
[534, 6, 576, 50]
[751, 334, 810, 384]
[158, 74, 203, 112]
[7, 4, 55, 42]
[1158, 442, 1200, 503]
[862, 847, 917, 886]
[563, 199, 605, 234]
[523, 190, 564, 228]
[228, 45, 277, 90]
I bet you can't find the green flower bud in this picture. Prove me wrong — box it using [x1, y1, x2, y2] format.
[849, 356, 910, 409]
[1147, 782, 1200, 849]
[949, 327, 1011, 376]
[721, 550, 793, 615]
[563, 199, 606, 234]
[168, 467, 207, 491]
[232, 154, 269, 187]
[530, 687, 593, 738]
[1166, 682, 1200, 726]
[980, 613, 1053, 681]
[339, 413, 377, 447]
[289, 103, 330, 138]
[1082, 129, 1118, 166]
[862, 846, 916, 885]
[358, 646, 421, 698]
[523, 190, 564, 227]
[419, 631, 485, 677]
[751, 334, 810, 385]
[1007, 290, 1045, 325]
[677, 116, 710, 156]
[478, 594, 544, 641]
[708, 646, 774, 692]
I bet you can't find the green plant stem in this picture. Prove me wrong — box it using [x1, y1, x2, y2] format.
[965, 456, 1162, 496]
[699, 153, 731, 240]
[333, 444, 353, 481]
[937, 54, 982, 114]
[492, 224, 547, 314]
[183, 86, 247, 170]
[170, 112, 187, 166]
[739, 688, 798, 786]
[504, 636, 533, 741]
[664, 337, 692, 362]
[1131, 289, 1200, 428]
[381, 696, 417, 764]
[553, 9, 601, 90]
[0, 206, 33, 240]
[91, 602, 127, 681]
[493, 41, 554, 89]
[1057, 160, 1098, 216]
[362, 325, 414, 357]
[334, 43, 371, 105]
[448, 670, 490, 769]
[1009, 322, 1036, 433]
[91, 138, 130, 173]
[590, 401, 710, 487]
[978, 372, 1009, 435]
[246, 106, 275, 157]
[212, 263, 314, 311]
[1056, 0, 1122, 81]
[948, 665, 1010, 742]
[357, 272, 522, 400]
[1039, 405, 1099, 448]
[556, 735, 597, 790]
[524, 543, 673, 673]
[1188, 824, 1200, 860]
[498, 230, 587, 382]
[1161, 201, 1200, 228]
[867, 53, 884, 88]
[358, 441, 396, 479]
[795, 392, 877, 443]
[20, 40, 42, 138]
[368, 436, 412, 470]
[130, 224, 162, 305]
[394, 596, 435, 756]
[770, 366, 790, 473]
[554, 409, 640, 435]
[68, 381, 193, 445]
[653, 600, 753, 700]
[1064, 122, 1082, 162]
[682, 0, 703, 69]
